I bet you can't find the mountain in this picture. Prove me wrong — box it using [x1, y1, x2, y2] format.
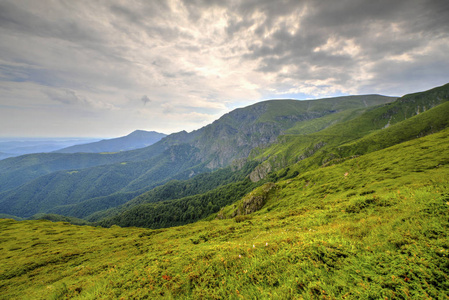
[92, 84, 449, 228]
[1, 83, 449, 299]
[247, 82, 449, 180]
[0, 95, 395, 219]
[0, 152, 12, 160]
[1, 114, 448, 299]
[55, 130, 166, 153]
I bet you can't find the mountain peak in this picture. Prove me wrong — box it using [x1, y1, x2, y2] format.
[55, 130, 167, 153]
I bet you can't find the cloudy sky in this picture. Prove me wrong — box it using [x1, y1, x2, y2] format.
[1, 0, 448, 137]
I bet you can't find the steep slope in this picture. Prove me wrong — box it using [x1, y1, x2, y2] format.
[0, 95, 394, 219]
[1, 127, 448, 299]
[190, 95, 395, 168]
[249, 83, 449, 179]
[93, 84, 449, 228]
[55, 130, 166, 153]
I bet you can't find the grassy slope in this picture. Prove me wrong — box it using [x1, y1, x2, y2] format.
[251, 84, 449, 175]
[257, 95, 395, 124]
[1, 128, 448, 299]
[333, 101, 449, 157]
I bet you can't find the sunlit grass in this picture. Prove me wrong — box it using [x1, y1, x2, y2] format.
[1, 128, 448, 299]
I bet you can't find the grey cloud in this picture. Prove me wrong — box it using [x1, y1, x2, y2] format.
[163, 70, 197, 79]
[110, 1, 170, 21]
[44, 88, 115, 110]
[0, 1, 102, 44]
[109, 2, 191, 42]
[0, 62, 67, 88]
[229, 0, 449, 93]
[0, 1, 136, 89]
[141, 95, 151, 105]
[358, 44, 449, 95]
[44, 88, 88, 105]
[161, 102, 222, 115]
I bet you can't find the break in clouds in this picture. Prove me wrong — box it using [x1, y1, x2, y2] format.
[0, 0, 448, 137]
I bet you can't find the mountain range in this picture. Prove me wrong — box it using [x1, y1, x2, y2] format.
[0, 84, 448, 224]
[1, 83, 448, 299]
[0, 94, 396, 220]
[0, 130, 166, 160]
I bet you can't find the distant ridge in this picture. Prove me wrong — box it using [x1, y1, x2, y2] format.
[0, 137, 100, 159]
[55, 130, 166, 153]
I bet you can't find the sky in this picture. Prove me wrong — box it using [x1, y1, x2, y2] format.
[0, 0, 448, 138]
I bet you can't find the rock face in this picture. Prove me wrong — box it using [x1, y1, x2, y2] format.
[187, 95, 395, 170]
[232, 183, 276, 216]
[191, 103, 279, 169]
[249, 161, 273, 182]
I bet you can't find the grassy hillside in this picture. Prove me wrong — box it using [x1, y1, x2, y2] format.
[250, 84, 449, 177]
[1, 127, 448, 299]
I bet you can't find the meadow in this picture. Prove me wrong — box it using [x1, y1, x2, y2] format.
[1, 128, 448, 299]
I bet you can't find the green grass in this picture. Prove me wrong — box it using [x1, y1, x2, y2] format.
[249, 89, 448, 183]
[1, 128, 448, 299]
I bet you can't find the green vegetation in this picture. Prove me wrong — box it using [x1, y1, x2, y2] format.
[90, 161, 260, 224]
[1, 127, 448, 299]
[98, 178, 261, 228]
[1, 84, 448, 298]
[251, 84, 448, 176]
[29, 214, 91, 226]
